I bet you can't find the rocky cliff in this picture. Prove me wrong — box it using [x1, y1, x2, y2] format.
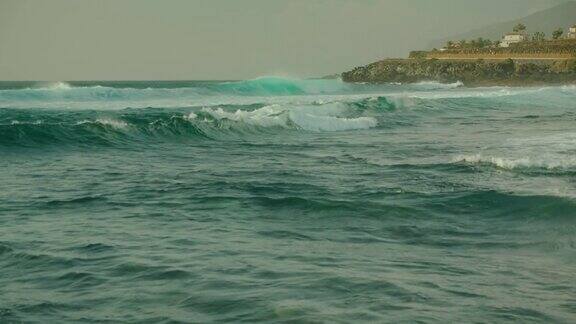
[341, 58, 576, 86]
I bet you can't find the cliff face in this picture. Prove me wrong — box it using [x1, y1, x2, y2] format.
[341, 59, 576, 86]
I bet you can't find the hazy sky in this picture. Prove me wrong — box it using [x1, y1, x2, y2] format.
[0, 0, 568, 80]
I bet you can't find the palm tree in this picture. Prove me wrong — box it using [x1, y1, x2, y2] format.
[532, 32, 545, 42]
[513, 23, 527, 33]
[475, 38, 485, 48]
[552, 28, 564, 39]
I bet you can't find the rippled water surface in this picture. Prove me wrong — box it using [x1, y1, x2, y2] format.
[1, 79, 576, 323]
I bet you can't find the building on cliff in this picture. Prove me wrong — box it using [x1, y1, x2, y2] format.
[500, 32, 527, 47]
[568, 25, 576, 39]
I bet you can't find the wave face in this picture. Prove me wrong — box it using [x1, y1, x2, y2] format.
[0, 101, 381, 147]
[2, 78, 576, 323]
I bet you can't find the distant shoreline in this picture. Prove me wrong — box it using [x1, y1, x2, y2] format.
[341, 58, 576, 87]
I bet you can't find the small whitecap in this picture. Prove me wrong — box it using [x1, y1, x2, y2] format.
[184, 112, 197, 120]
[95, 118, 129, 129]
[454, 154, 576, 170]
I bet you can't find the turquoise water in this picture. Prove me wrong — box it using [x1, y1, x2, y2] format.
[1, 78, 575, 323]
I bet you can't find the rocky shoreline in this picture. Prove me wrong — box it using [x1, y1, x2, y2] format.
[341, 58, 576, 86]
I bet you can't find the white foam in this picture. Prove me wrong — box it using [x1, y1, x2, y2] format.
[412, 80, 463, 90]
[201, 106, 290, 128]
[197, 103, 378, 132]
[560, 84, 576, 91]
[9, 120, 44, 125]
[185, 112, 197, 120]
[76, 118, 129, 129]
[36, 81, 73, 90]
[454, 154, 576, 170]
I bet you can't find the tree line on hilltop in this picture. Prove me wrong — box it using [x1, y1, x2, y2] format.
[444, 24, 570, 50]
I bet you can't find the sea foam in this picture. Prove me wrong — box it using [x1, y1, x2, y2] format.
[76, 118, 129, 129]
[198, 103, 377, 131]
[454, 154, 576, 170]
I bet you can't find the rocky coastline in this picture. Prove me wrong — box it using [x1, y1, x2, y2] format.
[341, 58, 576, 86]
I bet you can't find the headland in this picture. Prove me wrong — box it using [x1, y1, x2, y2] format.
[342, 24, 576, 86]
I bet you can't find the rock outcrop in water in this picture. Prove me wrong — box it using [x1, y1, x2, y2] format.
[341, 58, 576, 86]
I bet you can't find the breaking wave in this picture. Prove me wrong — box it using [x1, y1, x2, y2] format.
[76, 118, 130, 129]
[216, 77, 351, 95]
[0, 101, 380, 147]
[35, 81, 74, 90]
[196, 103, 377, 131]
[411, 80, 464, 90]
[454, 154, 576, 171]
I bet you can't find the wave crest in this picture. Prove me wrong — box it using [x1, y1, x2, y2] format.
[454, 154, 576, 171]
[33, 81, 73, 90]
[411, 81, 463, 90]
[216, 77, 350, 96]
[76, 118, 130, 129]
[199, 103, 378, 131]
[0, 101, 380, 147]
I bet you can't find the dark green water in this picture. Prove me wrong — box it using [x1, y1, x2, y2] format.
[1, 78, 575, 323]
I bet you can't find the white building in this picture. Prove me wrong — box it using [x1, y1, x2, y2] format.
[568, 25, 576, 39]
[500, 32, 527, 47]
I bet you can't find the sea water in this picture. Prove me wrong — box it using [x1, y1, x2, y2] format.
[1, 78, 575, 322]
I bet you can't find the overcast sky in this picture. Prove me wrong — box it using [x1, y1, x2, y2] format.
[0, 0, 568, 80]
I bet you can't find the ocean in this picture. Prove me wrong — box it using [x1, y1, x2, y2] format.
[1, 78, 575, 323]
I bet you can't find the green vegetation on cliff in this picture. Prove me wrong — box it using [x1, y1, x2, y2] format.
[342, 58, 576, 86]
[430, 2, 576, 49]
[421, 39, 576, 59]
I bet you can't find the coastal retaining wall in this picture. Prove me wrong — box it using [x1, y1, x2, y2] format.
[426, 53, 574, 60]
[410, 39, 576, 60]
